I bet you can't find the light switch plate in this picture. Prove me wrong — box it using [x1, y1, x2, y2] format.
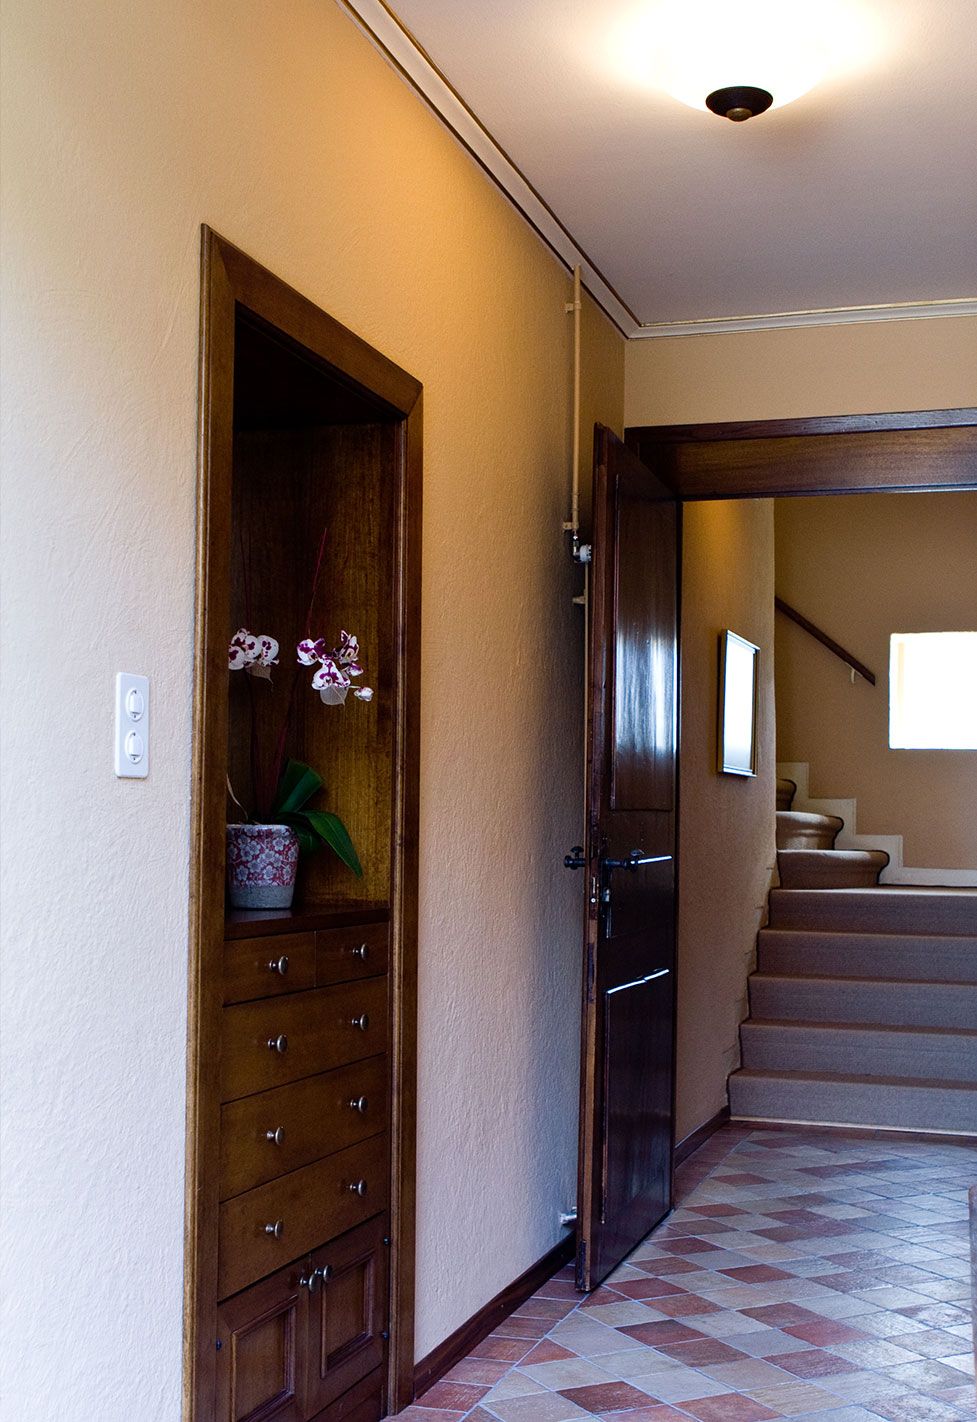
[115, 672, 150, 778]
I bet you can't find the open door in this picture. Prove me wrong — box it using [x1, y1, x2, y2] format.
[570, 425, 678, 1291]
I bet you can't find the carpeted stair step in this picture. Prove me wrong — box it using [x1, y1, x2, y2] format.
[729, 1068, 977, 1135]
[776, 777, 797, 811]
[769, 887, 977, 936]
[778, 848, 889, 888]
[740, 1018, 977, 1082]
[749, 972, 977, 1030]
[758, 928, 977, 983]
[776, 810, 844, 850]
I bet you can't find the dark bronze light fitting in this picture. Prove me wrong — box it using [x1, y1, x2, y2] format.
[705, 85, 774, 121]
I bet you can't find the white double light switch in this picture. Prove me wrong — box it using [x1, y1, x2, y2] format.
[115, 672, 150, 778]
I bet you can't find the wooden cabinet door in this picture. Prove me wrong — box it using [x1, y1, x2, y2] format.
[216, 1259, 309, 1422]
[305, 1216, 389, 1416]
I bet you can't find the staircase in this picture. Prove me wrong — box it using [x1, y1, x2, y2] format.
[776, 776, 890, 889]
[728, 778, 977, 1135]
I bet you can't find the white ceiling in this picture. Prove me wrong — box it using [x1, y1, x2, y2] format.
[361, 0, 977, 331]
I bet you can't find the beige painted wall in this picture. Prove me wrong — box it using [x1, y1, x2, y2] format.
[625, 317, 977, 426]
[676, 503, 777, 1143]
[775, 493, 977, 869]
[0, 2, 624, 1415]
[625, 314, 977, 1141]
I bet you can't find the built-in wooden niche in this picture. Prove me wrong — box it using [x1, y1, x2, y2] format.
[227, 309, 400, 913]
[187, 230, 420, 1422]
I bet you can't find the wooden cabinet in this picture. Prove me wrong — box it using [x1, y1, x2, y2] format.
[186, 232, 421, 1422]
[215, 914, 394, 1409]
[216, 1217, 388, 1422]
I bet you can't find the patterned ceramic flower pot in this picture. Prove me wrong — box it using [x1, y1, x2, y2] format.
[226, 823, 300, 909]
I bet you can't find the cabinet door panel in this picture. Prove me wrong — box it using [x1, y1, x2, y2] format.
[216, 1260, 308, 1422]
[306, 1217, 389, 1415]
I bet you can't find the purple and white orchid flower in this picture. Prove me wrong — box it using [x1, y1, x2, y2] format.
[297, 630, 373, 705]
[228, 628, 279, 679]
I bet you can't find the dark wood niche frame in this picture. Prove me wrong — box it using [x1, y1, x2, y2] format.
[626, 408, 977, 500]
[184, 228, 421, 1421]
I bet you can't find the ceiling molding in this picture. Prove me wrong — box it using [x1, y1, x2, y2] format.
[631, 298, 977, 340]
[336, 1, 977, 344]
[335, 0, 640, 336]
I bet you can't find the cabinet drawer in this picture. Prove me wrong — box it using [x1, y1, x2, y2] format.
[221, 978, 388, 1101]
[223, 932, 317, 1005]
[218, 1135, 389, 1299]
[220, 1056, 389, 1200]
[316, 922, 389, 988]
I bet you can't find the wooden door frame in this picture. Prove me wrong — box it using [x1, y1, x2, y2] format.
[626, 408, 977, 500]
[623, 405, 977, 1168]
[183, 228, 421, 1420]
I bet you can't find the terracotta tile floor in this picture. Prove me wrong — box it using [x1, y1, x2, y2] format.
[396, 1125, 977, 1422]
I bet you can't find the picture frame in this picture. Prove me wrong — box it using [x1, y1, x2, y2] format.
[718, 629, 759, 776]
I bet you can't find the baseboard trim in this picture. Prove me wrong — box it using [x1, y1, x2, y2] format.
[673, 1106, 731, 1166]
[413, 1234, 576, 1399]
[731, 1115, 977, 1145]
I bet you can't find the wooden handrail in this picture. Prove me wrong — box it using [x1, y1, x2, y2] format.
[775, 597, 876, 685]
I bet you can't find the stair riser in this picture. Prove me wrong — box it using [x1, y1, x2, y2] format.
[758, 930, 977, 983]
[778, 852, 888, 890]
[729, 1074, 977, 1135]
[740, 1023, 977, 1082]
[776, 811, 843, 852]
[749, 976, 977, 1030]
[777, 829, 841, 850]
[769, 890, 977, 936]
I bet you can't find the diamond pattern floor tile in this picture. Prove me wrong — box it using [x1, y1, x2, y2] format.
[389, 1126, 976, 1421]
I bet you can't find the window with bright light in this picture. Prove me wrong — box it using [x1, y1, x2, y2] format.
[889, 633, 977, 749]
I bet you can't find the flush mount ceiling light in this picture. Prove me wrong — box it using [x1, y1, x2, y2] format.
[608, 0, 884, 120]
[704, 86, 774, 122]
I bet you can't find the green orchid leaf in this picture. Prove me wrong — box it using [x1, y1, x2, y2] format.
[302, 809, 363, 877]
[278, 812, 318, 856]
[274, 759, 323, 816]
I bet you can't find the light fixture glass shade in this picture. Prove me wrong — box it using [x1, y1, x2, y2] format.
[608, 0, 881, 113]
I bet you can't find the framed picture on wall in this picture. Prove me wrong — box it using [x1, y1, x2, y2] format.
[718, 630, 759, 776]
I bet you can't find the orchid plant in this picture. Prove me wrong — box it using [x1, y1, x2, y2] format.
[227, 529, 372, 877]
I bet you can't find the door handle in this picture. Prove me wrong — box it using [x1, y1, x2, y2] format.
[602, 850, 671, 872]
[564, 846, 586, 870]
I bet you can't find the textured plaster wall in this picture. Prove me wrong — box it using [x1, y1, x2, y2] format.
[675, 503, 777, 1144]
[625, 316, 977, 1141]
[775, 492, 977, 870]
[0, 1, 624, 1415]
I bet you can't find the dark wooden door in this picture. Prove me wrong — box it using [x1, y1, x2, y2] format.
[574, 426, 678, 1291]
